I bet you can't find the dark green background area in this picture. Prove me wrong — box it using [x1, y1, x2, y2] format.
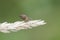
[0, 0, 60, 40]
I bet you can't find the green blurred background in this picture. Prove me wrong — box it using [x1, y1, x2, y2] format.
[0, 0, 60, 40]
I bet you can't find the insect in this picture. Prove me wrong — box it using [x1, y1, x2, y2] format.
[19, 14, 30, 22]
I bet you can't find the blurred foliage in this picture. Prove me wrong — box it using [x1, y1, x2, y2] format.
[0, 0, 60, 40]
